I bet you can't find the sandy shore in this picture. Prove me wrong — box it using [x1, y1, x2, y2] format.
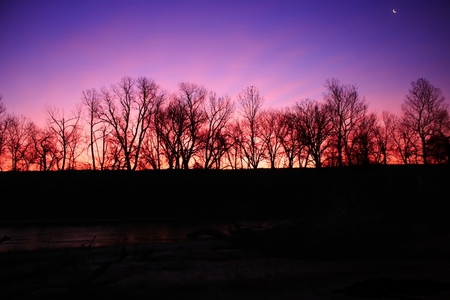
[2, 237, 450, 300]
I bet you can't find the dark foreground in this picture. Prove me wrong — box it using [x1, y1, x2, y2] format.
[2, 199, 450, 299]
[1, 164, 450, 222]
[1, 165, 450, 298]
[1, 232, 450, 299]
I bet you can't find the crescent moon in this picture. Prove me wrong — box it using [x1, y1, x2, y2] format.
[393, 9, 397, 14]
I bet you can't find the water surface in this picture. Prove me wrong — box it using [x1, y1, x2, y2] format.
[0, 219, 237, 252]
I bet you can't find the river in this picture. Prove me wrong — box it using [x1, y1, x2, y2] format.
[0, 219, 276, 252]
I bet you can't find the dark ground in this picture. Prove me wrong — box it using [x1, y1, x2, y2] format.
[1, 164, 449, 222]
[1, 165, 450, 299]
[2, 239, 450, 300]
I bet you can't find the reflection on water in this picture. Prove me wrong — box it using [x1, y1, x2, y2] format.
[0, 220, 233, 252]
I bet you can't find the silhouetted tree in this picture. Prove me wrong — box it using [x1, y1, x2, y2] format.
[277, 108, 300, 168]
[139, 97, 166, 170]
[226, 119, 246, 169]
[201, 92, 234, 169]
[392, 117, 420, 164]
[156, 83, 206, 169]
[81, 88, 102, 170]
[293, 99, 333, 168]
[0, 95, 5, 118]
[426, 133, 450, 164]
[0, 95, 6, 169]
[4, 114, 34, 170]
[93, 125, 112, 170]
[260, 109, 284, 169]
[99, 76, 164, 170]
[375, 111, 396, 165]
[177, 82, 208, 169]
[4, 76, 450, 171]
[45, 105, 82, 170]
[29, 124, 58, 171]
[237, 86, 265, 169]
[153, 102, 178, 169]
[350, 112, 380, 165]
[401, 78, 449, 164]
[324, 78, 368, 167]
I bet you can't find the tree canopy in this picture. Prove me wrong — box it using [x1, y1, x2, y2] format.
[0, 77, 448, 171]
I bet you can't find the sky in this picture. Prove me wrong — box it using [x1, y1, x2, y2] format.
[1, 0, 450, 127]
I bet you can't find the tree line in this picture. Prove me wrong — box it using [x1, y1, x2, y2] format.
[0, 77, 449, 171]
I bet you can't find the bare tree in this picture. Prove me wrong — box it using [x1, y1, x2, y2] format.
[8, 77, 450, 170]
[4, 114, 34, 170]
[375, 111, 396, 165]
[0, 95, 5, 118]
[177, 82, 207, 169]
[81, 88, 102, 170]
[138, 97, 166, 170]
[401, 78, 449, 164]
[293, 99, 332, 168]
[277, 108, 300, 168]
[237, 86, 265, 169]
[225, 119, 246, 169]
[201, 92, 234, 169]
[29, 124, 58, 171]
[349, 112, 380, 165]
[324, 78, 368, 167]
[154, 83, 207, 169]
[0, 95, 6, 169]
[94, 125, 113, 170]
[154, 101, 180, 169]
[392, 116, 420, 164]
[45, 105, 82, 170]
[99, 76, 164, 171]
[260, 109, 284, 169]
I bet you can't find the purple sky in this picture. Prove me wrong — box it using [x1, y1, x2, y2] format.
[1, 0, 450, 126]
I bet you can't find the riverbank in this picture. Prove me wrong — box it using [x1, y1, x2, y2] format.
[1, 164, 449, 222]
[1, 163, 450, 299]
[1, 238, 450, 299]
